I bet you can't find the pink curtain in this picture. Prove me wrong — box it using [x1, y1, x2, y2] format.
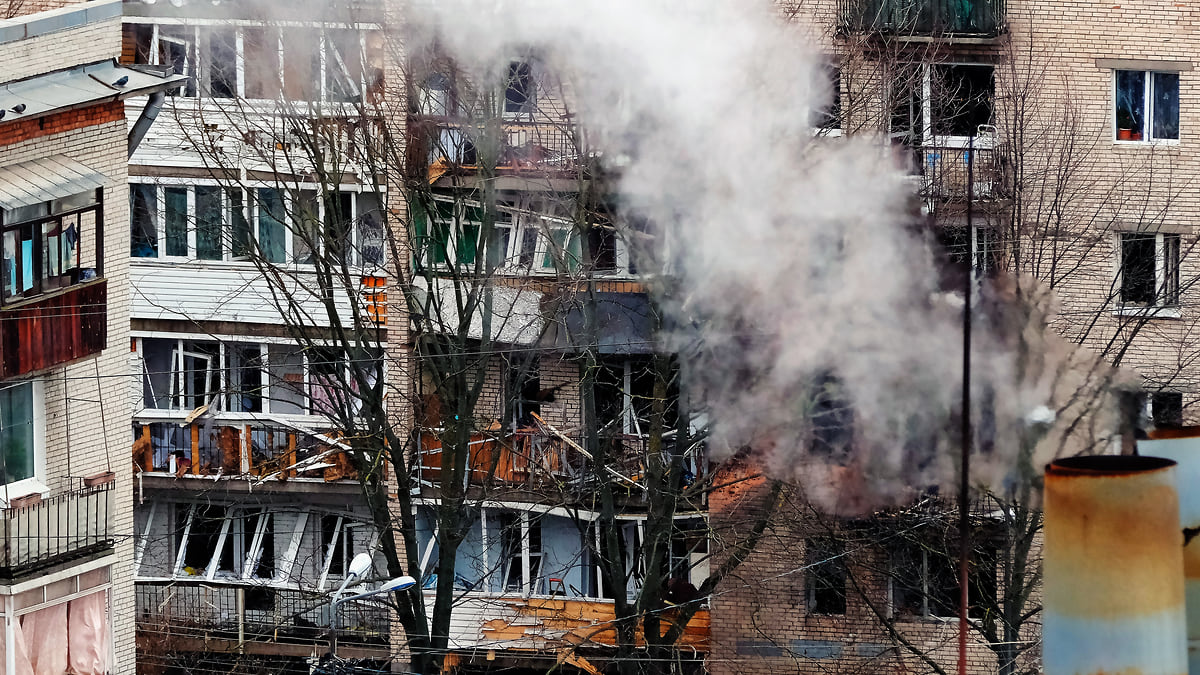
[0, 615, 35, 675]
[66, 592, 107, 675]
[20, 604, 66, 675]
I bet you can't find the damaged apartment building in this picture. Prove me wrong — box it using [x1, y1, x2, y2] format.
[0, 0, 183, 673]
[708, 0, 1200, 673]
[119, 0, 398, 672]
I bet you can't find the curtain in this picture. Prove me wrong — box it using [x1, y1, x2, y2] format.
[66, 592, 107, 675]
[0, 615, 34, 675]
[21, 603, 66, 675]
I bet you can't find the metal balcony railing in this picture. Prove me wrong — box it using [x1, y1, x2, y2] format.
[135, 580, 389, 647]
[0, 478, 115, 577]
[838, 0, 1006, 37]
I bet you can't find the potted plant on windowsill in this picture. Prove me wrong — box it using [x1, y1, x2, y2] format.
[1117, 108, 1136, 140]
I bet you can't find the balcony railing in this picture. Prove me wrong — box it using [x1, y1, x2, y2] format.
[0, 278, 107, 378]
[133, 417, 360, 481]
[135, 580, 388, 648]
[417, 428, 654, 489]
[838, 0, 1006, 37]
[894, 142, 1001, 202]
[408, 117, 580, 182]
[0, 478, 115, 578]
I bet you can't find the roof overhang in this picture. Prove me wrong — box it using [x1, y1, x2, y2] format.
[0, 59, 187, 124]
[0, 155, 106, 211]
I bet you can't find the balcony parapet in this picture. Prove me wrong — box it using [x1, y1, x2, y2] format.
[0, 477, 115, 579]
[838, 0, 1006, 38]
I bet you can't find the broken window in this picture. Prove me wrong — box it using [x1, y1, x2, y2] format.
[266, 345, 307, 415]
[806, 536, 846, 615]
[505, 355, 541, 428]
[321, 515, 363, 581]
[668, 520, 709, 586]
[930, 64, 994, 138]
[890, 537, 996, 619]
[174, 504, 277, 580]
[201, 27, 238, 98]
[243, 27, 281, 100]
[325, 29, 364, 102]
[505, 61, 536, 115]
[939, 224, 997, 278]
[811, 63, 842, 132]
[500, 513, 543, 594]
[283, 28, 321, 101]
[1152, 391, 1185, 428]
[130, 184, 158, 258]
[357, 191, 386, 267]
[1120, 232, 1180, 308]
[808, 374, 853, 459]
[417, 73, 452, 116]
[1115, 70, 1179, 142]
[157, 26, 197, 97]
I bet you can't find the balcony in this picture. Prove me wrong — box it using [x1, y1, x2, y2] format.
[0, 278, 107, 379]
[135, 580, 389, 657]
[894, 142, 1001, 204]
[838, 0, 1005, 38]
[409, 117, 581, 184]
[0, 478, 115, 579]
[133, 416, 361, 482]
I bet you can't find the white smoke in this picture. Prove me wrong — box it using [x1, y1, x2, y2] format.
[407, 0, 1123, 512]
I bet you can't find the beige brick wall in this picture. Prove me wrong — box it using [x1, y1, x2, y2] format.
[0, 15, 121, 82]
[0, 117, 135, 674]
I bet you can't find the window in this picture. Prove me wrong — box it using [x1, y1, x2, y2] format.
[811, 64, 842, 133]
[0, 382, 37, 486]
[321, 515, 370, 585]
[808, 374, 853, 459]
[806, 537, 846, 615]
[500, 513, 543, 594]
[173, 504, 276, 579]
[1115, 70, 1179, 142]
[129, 22, 380, 102]
[939, 224, 997, 277]
[505, 61, 536, 115]
[890, 539, 996, 620]
[130, 183, 383, 265]
[595, 359, 679, 437]
[2, 189, 99, 303]
[1151, 391, 1184, 428]
[505, 355, 542, 428]
[1119, 232, 1180, 309]
[890, 63, 994, 147]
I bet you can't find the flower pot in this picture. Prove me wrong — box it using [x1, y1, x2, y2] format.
[1131, 131, 1143, 141]
[8, 494, 41, 509]
[83, 471, 115, 487]
[1118, 128, 1133, 140]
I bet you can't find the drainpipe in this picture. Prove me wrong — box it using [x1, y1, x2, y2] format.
[128, 91, 165, 158]
[1140, 431, 1200, 674]
[1043, 455, 1187, 675]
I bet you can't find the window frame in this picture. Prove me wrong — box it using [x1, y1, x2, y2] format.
[805, 536, 847, 615]
[1115, 231, 1182, 317]
[888, 538, 997, 622]
[891, 62, 996, 150]
[0, 380, 46, 498]
[1113, 69, 1181, 145]
[1, 189, 102, 305]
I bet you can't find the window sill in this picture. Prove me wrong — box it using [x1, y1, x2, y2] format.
[1114, 305, 1181, 319]
[1113, 139, 1180, 147]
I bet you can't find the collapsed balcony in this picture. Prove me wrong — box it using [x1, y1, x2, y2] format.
[0, 478, 115, 579]
[133, 416, 360, 482]
[838, 0, 1006, 37]
[409, 118, 581, 183]
[135, 580, 389, 657]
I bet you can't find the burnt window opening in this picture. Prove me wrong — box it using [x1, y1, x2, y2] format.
[1152, 391, 1184, 428]
[588, 223, 619, 272]
[809, 374, 853, 459]
[1120, 232, 1180, 308]
[806, 536, 847, 615]
[939, 225, 997, 279]
[931, 64, 994, 138]
[505, 355, 542, 427]
[595, 359, 680, 438]
[322, 515, 357, 578]
[811, 64, 842, 131]
[417, 73, 453, 117]
[890, 537, 996, 620]
[505, 61, 536, 115]
[500, 513, 543, 593]
[203, 27, 238, 99]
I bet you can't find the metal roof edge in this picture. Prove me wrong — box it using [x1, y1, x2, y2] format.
[0, 0, 122, 46]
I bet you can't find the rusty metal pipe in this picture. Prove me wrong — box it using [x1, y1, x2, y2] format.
[1140, 436, 1200, 674]
[1044, 455, 1187, 675]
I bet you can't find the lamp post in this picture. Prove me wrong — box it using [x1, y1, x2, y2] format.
[328, 552, 417, 661]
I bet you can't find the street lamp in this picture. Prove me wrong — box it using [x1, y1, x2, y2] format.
[328, 552, 417, 659]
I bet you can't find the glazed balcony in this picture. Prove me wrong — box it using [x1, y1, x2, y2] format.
[0, 477, 116, 579]
[838, 0, 1006, 38]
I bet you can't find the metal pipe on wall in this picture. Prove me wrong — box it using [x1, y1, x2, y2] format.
[1044, 455, 1187, 675]
[1140, 433, 1200, 673]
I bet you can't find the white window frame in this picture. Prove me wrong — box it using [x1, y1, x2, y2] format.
[171, 505, 277, 581]
[1113, 69, 1181, 145]
[892, 62, 995, 150]
[1115, 231, 1182, 317]
[0, 380, 46, 501]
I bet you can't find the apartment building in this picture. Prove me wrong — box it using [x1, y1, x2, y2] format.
[704, 0, 1200, 673]
[0, 1, 183, 673]
[118, 1, 401, 672]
